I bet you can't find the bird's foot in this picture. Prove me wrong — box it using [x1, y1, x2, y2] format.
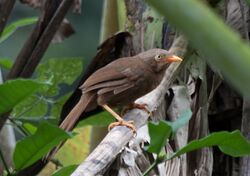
[122, 103, 151, 116]
[108, 120, 136, 134]
[102, 104, 136, 134]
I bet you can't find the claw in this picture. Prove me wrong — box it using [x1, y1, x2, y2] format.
[122, 103, 151, 116]
[108, 120, 136, 134]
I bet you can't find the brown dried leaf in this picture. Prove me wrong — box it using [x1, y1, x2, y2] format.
[19, 0, 43, 9]
[19, 0, 82, 13]
[52, 19, 75, 43]
[73, 0, 81, 13]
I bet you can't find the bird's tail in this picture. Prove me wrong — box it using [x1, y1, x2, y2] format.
[45, 93, 95, 160]
[60, 93, 95, 131]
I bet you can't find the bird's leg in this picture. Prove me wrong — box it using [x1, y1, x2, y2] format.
[122, 103, 151, 116]
[102, 104, 136, 133]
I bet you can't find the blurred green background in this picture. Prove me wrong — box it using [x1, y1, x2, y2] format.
[0, 1, 103, 68]
[0, 1, 104, 171]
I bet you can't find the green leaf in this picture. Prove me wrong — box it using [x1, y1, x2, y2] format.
[0, 58, 13, 69]
[11, 95, 48, 118]
[169, 130, 250, 160]
[22, 123, 37, 135]
[16, 117, 58, 127]
[11, 58, 82, 120]
[13, 122, 74, 170]
[77, 111, 114, 127]
[51, 93, 71, 119]
[146, 110, 192, 154]
[147, 0, 250, 99]
[52, 165, 78, 176]
[0, 17, 38, 43]
[0, 79, 47, 115]
[36, 58, 83, 96]
[166, 109, 192, 134]
[147, 121, 172, 154]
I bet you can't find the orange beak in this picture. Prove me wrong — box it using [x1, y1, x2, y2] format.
[165, 55, 183, 63]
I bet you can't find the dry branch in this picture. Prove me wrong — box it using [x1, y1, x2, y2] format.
[20, 0, 75, 77]
[7, 0, 75, 79]
[0, 0, 16, 36]
[71, 35, 188, 176]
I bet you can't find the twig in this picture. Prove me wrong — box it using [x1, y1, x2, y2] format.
[7, 0, 74, 79]
[9, 118, 30, 136]
[0, 0, 16, 36]
[143, 160, 158, 176]
[71, 35, 188, 176]
[20, 0, 75, 78]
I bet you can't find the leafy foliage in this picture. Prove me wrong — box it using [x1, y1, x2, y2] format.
[52, 165, 78, 176]
[147, 109, 192, 154]
[11, 95, 48, 118]
[0, 79, 48, 115]
[147, 121, 171, 154]
[0, 17, 38, 43]
[13, 122, 74, 170]
[11, 58, 83, 120]
[147, 120, 250, 159]
[169, 130, 250, 159]
[36, 58, 83, 96]
[7, 58, 85, 172]
[55, 126, 91, 165]
[146, 109, 250, 172]
[0, 58, 13, 69]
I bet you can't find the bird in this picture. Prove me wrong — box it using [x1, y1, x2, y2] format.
[59, 48, 182, 133]
[59, 32, 133, 126]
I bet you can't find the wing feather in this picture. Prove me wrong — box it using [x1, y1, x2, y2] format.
[82, 78, 128, 93]
[80, 67, 126, 89]
[113, 83, 134, 94]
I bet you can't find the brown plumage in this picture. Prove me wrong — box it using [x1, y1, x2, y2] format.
[60, 48, 182, 132]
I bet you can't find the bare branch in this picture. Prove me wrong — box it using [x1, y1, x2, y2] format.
[20, 0, 75, 77]
[0, 0, 16, 36]
[7, 0, 74, 79]
[71, 35, 188, 176]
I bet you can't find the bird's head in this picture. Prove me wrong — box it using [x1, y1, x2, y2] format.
[138, 49, 183, 72]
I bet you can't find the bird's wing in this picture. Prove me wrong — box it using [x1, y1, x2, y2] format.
[96, 83, 134, 95]
[80, 58, 138, 93]
[82, 78, 129, 93]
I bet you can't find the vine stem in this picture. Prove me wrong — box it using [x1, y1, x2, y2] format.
[9, 118, 30, 136]
[0, 148, 11, 175]
[143, 160, 158, 176]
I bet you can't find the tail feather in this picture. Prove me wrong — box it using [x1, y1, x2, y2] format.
[60, 93, 95, 131]
[45, 93, 95, 160]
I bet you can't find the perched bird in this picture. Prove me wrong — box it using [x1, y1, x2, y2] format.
[59, 32, 133, 125]
[60, 48, 182, 132]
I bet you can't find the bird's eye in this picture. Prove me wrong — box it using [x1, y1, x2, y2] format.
[154, 54, 162, 61]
